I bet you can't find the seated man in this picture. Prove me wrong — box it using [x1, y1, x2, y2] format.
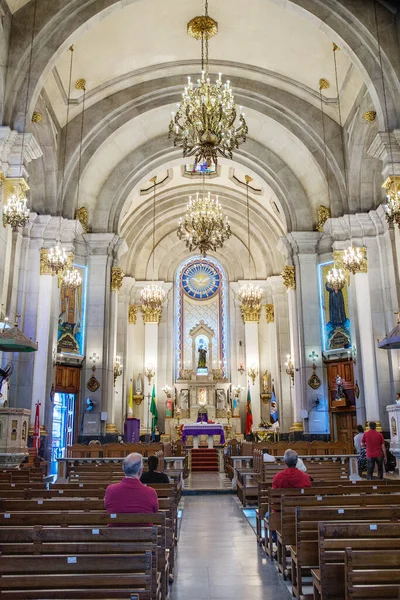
[141, 455, 170, 484]
[272, 448, 312, 488]
[104, 452, 159, 514]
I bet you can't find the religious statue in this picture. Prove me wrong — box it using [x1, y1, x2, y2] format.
[135, 373, 143, 395]
[232, 395, 240, 417]
[198, 346, 207, 369]
[325, 281, 347, 328]
[216, 389, 227, 412]
[165, 395, 174, 418]
[179, 389, 189, 414]
[335, 375, 346, 401]
[262, 370, 270, 394]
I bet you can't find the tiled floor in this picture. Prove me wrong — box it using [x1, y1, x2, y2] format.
[184, 472, 233, 491]
[169, 495, 292, 600]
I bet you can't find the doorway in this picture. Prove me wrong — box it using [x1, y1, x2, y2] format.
[50, 393, 76, 475]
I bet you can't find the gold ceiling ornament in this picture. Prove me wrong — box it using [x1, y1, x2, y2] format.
[177, 178, 231, 256]
[31, 111, 43, 123]
[326, 266, 346, 291]
[332, 42, 340, 51]
[281, 265, 296, 290]
[128, 304, 137, 325]
[140, 177, 167, 321]
[316, 204, 331, 232]
[342, 245, 367, 275]
[319, 78, 330, 90]
[75, 78, 86, 91]
[383, 176, 400, 228]
[169, 0, 248, 167]
[362, 110, 376, 122]
[265, 304, 274, 323]
[40, 249, 53, 276]
[3, 178, 30, 232]
[75, 207, 89, 233]
[111, 267, 124, 292]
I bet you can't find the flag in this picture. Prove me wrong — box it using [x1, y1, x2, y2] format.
[270, 384, 279, 423]
[150, 384, 158, 439]
[128, 384, 134, 416]
[33, 401, 41, 450]
[245, 385, 253, 435]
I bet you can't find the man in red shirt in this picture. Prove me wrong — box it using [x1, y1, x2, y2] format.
[361, 422, 387, 480]
[272, 449, 312, 489]
[104, 452, 159, 515]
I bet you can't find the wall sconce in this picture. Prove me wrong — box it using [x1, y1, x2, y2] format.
[113, 356, 123, 386]
[309, 351, 319, 370]
[231, 384, 244, 397]
[238, 363, 245, 375]
[248, 365, 258, 385]
[89, 353, 100, 373]
[285, 354, 294, 385]
[145, 364, 155, 385]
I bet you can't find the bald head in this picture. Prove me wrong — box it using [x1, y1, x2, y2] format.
[123, 453, 143, 478]
[284, 448, 298, 468]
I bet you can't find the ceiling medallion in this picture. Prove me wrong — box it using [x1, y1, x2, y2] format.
[177, 188, 231, 256]
[169, 0, 248, 167]
[326, 267, 345, 291]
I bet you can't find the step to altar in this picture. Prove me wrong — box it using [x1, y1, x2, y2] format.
[191, 448, 219, 472]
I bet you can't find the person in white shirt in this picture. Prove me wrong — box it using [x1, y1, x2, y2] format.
[354, 424, 364, 454]
[263, 449, 276, 463]
[296, 457, 307, 472]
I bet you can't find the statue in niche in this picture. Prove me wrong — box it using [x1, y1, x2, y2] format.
[179, 389, 189, 415]
[135, 373, 143, 396]
[335, 375, 346, 401]
[262, 370, 270, 394]
[216, 389, 227, 412]
[232, 395, 240, 417]
[325, 282, 347, 328]
[197, 338, 207, 369]
[198, 388, 207, 406]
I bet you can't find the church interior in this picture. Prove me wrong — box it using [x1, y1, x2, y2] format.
[0, 0, 400, 598]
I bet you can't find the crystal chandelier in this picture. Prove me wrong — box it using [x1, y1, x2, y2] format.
[342, 245, 365, 275]
[3, 192, 30, 232]
[177, 185, 231, 256]
[140, 177, 166, 322]
[169, 0, 248, 167]
[47, 241, 68, 275]
[63, 267, 82, 290]
[326, 267, 346, 291]
[238, 283, 262, 308]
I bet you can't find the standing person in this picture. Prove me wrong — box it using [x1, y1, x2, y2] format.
[104, 453, 159, 514]
[354, 424, 367, 476]
[141, 455, 170, 484]
[361, 422, 387, 480]
[272, 449, 311, 488]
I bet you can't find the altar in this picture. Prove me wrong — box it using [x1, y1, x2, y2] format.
[182, 423, 225, 448]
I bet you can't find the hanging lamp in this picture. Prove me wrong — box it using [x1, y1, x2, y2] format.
[238, 176, 262, 320]
[169, 0, 248, 167]
[140, 177, 166, 323]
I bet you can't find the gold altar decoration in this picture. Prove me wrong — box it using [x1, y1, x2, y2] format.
[265, 304, 274, 323]
[128, 305, 137, 324]
[383, 176, 400, 228]
[316, 205, 331, 232]
[75, 207, 89, 233]
[281, 265, 295, 290]
[111, 267, 124, 292]
[106, 423, 118, 434]
[290, 421, 303, 432]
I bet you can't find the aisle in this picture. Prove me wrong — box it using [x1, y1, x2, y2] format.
[170, 496, 291, 600]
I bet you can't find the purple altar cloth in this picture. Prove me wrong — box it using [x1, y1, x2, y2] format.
[182, 424, 225, 444]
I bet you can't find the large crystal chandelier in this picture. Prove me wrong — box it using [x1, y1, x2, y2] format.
[384, 176, 400, 227]
[47, 239, 68, 275]
[342, 245, 365, 275]
[326, 267, 345, 291]
[177, 183, 231, 256]
[169, 0, 248, 167]
[63, 267, 82, 290]
[140, 177, 166, 322]
[238, 176, 262, 321]
[3, 191, 30, 232]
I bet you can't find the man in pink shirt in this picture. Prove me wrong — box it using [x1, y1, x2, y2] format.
[361, 422, 387, 480]
[104, 452, 159, 515]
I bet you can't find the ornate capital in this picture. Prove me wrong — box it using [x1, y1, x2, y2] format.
[265, 304, 274, 323]
[141, 305, 162, 323]
[75, 207, 88, 233]
[128, 304, 137, 324]
[40, 249, 52, 275]
[111, 267, 124, 292]
[316, 205, 331, 232]
[241, 303, 261, 323]
[281, 265, 296, 290]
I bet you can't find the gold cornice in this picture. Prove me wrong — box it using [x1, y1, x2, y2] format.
[265, 304, 274, 323]
[316, 205, 331, 232]
[141, 306, 162, 323]
[111, 267, 124, 292]
[281, 265, 296, 290]
[75, 207, 89, 233]
[241, 304, 261, 323]
[128, 305, 137, 324]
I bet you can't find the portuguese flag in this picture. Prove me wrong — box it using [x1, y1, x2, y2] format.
[245, 385, 253, 435]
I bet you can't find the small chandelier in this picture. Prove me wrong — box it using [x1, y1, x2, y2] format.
[383, 176, 400, 227]
[342, 245, 365, 275]
[63, 267, 82, 290]
[239, 176, 262, 320]
[238, 283, 262, 308]
[141, 284, 167, 311]
[169, 0, 248, 167]
[326, 267, 346, 291]
[3, 192, 29, 232]
[177, 189, 231, 256]
[47, 242, 68, 275]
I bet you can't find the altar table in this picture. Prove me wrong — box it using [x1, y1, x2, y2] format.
[182, 423, 225, 448]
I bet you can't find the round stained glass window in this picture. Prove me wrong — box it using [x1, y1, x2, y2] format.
[181, 261, 221, 299]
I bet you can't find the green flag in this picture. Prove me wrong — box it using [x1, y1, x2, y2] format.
[150, 384, 158, 434]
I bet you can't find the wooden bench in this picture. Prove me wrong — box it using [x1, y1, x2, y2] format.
[312, 522, 400, 600]
[345, 548, 400, 599]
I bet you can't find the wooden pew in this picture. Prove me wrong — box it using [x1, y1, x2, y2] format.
[291, 505, 400, 599]
[345, 548, 400, 600]
[312, 522, 400, 600]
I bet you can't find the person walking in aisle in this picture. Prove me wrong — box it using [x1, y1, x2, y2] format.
[361, 422, 387, 480]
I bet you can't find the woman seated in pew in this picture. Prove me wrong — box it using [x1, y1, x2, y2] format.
[141, 455, 170, 484]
